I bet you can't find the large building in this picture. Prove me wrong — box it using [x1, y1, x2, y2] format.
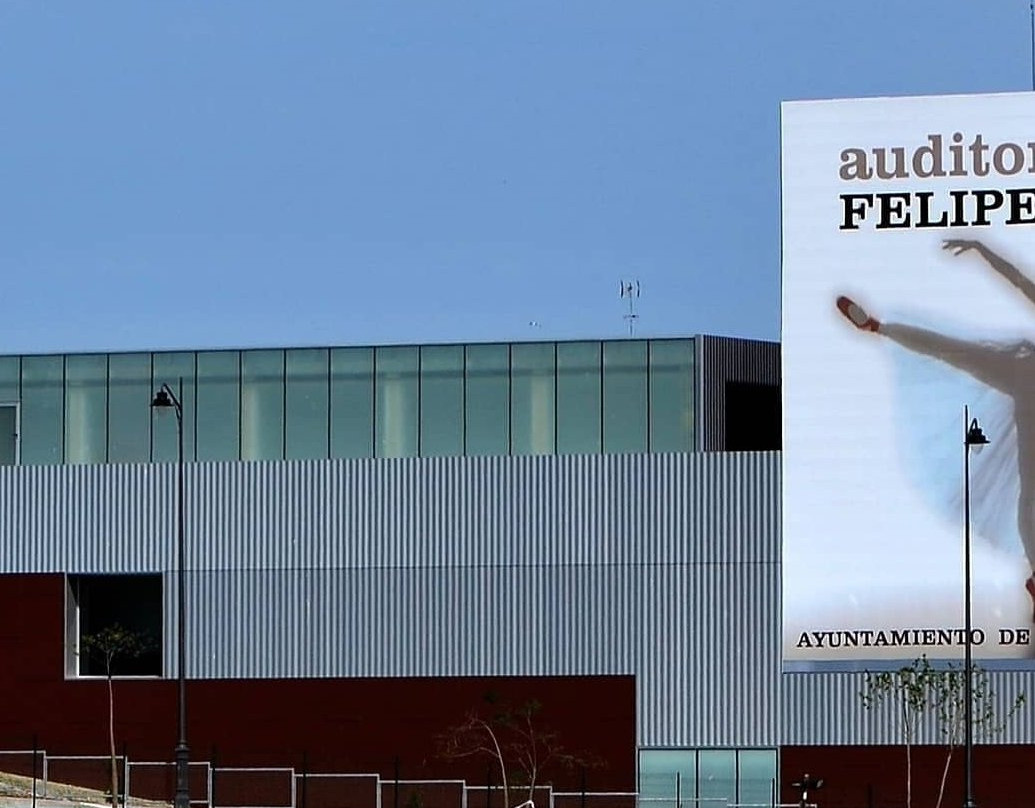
[0, 333, 1030, 808]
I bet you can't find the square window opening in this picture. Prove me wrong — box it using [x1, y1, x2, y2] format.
[66, 574, 163, 678]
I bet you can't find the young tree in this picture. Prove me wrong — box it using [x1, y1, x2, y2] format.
[861, 656, 1026, 808]
[860, 656, 935, 808]
[80, 624, 152, 808]
[437, 695, 602, 808]
[930, 663, 1025, 808]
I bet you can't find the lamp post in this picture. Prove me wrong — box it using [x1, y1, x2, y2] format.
[963, 406, 989, 808]
[152, 379, 189, 808]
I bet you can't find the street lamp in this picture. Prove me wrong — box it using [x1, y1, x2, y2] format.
[790, 773, 824, 808]
[963, 407, 989, 808]
[152, 379, 189, 808]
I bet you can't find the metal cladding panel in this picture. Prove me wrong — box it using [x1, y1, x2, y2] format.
[181, 561, 779, 747]
[695, 335, 780, 452]
[0, 452, 780, 749]
[0, 462, 169, 572]
[0, 453, 781, 572]
[782, 669, 1035, 746]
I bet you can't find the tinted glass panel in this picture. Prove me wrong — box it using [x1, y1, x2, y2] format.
[603, 341, 647, 453]
[0, 357, 19, 404]
[465, 344, 509, 456]
[108, 353, 151, 463]
[737, 749, 777, 806]
[0, 406, 15, 464]
[638, 750, 695, 808]
[0, 359, 18, 464]
[20, 355, 64, 464]
[241, 350, 285, 460]
[152, 354, 196, 462]
[420, 345, 463, 457]
[649, 340, 694, 452]
[698, 750, 736, 804]
[330, 348, 373, 458]
[196, 351, 240, 461]
[556, 342, 600, 454]
[511, 343, 555, 455]
[10, 339, 699, 464]
[65, 354, 107, 464]
[286, 349, 329, 460]
[375, 346, 418, 458]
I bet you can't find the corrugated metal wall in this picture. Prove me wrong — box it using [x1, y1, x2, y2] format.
[781, 669, 1035, 745]
[0, 453, 779, 748]
[0, 454, 777, 572]
[2, 452, 1029, 747]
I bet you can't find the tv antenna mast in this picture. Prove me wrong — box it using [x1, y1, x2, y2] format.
[619, 279, 641, 336]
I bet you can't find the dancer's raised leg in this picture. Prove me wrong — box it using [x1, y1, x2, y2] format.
[835, 296, 1019, 395]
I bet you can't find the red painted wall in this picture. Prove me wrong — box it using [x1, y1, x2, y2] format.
[0, 574, 634, 794]
[782, 744, 1035, 808]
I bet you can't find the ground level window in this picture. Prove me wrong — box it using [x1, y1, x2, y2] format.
[639, 748, 777, 808]
[66, 574, 163, 677]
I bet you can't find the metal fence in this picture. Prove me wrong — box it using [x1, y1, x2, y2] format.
[0, 748, 789, 808]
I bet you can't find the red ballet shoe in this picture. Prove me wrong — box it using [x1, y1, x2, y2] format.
[836, 296, 880, 332]
[1025, 575, 1035, 623]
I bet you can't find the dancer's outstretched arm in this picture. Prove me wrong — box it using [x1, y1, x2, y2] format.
[943, 238, 1035, 307]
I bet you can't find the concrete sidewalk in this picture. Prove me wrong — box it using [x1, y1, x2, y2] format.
[0, 800, 110, 808]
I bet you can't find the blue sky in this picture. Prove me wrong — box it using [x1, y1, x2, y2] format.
[3, 1, 1033, 353]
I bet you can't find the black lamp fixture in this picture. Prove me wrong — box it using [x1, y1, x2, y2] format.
[790, 772, 824, 807]
[151, 380, 189, 808]
[966, 418, 989, 450]
[962, 407, 989, 808]
[152, 387, 177, 411]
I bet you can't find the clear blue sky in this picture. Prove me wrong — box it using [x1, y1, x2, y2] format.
[3, 1, 1033, 353]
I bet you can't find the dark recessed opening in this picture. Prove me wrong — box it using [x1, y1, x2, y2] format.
[68, 574, 163, 677]
[724, 381, 781, 451]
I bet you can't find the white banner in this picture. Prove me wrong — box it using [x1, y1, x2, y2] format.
[782, 91, 1035, 668]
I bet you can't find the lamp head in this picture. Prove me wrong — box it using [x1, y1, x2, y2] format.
[966, 417, 990, 452]
[152, 389, 174, 409]
[791, 773, 823, 793]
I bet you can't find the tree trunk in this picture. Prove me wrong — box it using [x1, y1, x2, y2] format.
[482, 721, 508, 808]
[901, 701, 912, 808]
[906, 740, 911, 808]
[936, 748, 954, 808]
[108, 671, 118, 808]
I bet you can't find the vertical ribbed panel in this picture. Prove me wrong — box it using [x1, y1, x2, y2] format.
[695, 336, 780, 451]
[0, 462, 169, 572]
[782, 669, 1035, 745]
[0, 453, 780, 573]
[0, 452, 780, 749]
[180, 561, 781, 746]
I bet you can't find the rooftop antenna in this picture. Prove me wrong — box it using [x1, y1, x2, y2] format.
[619, 279, 641, 336]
